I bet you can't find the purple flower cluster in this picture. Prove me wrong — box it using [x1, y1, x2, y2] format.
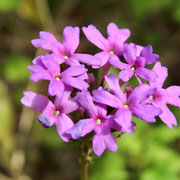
[21, 23, 180, 156]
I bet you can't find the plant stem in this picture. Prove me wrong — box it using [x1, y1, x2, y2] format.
[81, 143, 89, 180]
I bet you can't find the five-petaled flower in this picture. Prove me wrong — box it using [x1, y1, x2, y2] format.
[83, 23, 130, 67]
[31, 26, 102, 67]
[92, 73, 162, 131]
[110, 43, 159, 82]
[65, 90, 135, 156]
[146, 62, 180, 129]
[21, 87, 78, 141]
[28, 53, 89, 96]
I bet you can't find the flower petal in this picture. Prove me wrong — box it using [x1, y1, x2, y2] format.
[114, 108, 132, 131]
[155, 103, 177, 129]
[56, 113, 74, 142]
[96, 103, 107, 117]
[104, 133, 118, 153]
[42, 54, 60, 74]
[54, 85, 73, 106]
[21, 91, 54, 112]
[31, 31, 63, 54]
[82, 25, 108, 50]
[150, 62, 168, 88]
[63, 26, 79, 54]
[94, 52, 110, 67]
[76, 91, 97, 117]
[65, 118, 95, 139]
[48, 80, 65, 96]
[131, 104, 162, 122]
[105, 73, 126, 102]
[62, 100, 79, 114]
[128, 84, 155, 104]
[107, 23, 130, 43]
[65, 57, 81, 66]
[73, 53, 102, 67]
[28, 65, 52, 82]
[93, 135, 106, 156]
[92, 89, 121, 108]
[136, 45, 144, 57]
[61, 65, 87, 77]
[166, 86, 180, 107]
[135, 57, 145, 68]
[140, 45, 159, 65]
[62, 77, 89, 90]
[38, 113, 56, 128]
[109, 55, 128, 69]
[123, 43, 137, 64]
[135, 67, 158, 82]
[119, 69, 134, 82]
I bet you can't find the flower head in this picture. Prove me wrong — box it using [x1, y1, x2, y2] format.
[21, 23, 179, 157]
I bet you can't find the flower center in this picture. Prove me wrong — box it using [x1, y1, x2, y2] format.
[123, 103, 130, 109]
[54, 74, 61, 80]
[62, 54, 69, 59]
[53, 110, 60, 116]
[130, 65, 136, 71]
[150, 95, 155, 100]
[109, 50, 115, 55]
[95, 118, 102, 125]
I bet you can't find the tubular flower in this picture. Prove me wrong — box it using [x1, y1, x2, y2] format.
[110, 43, 159, 82]
[21, 87, 78, 142]
[65, 91, 135, 156]
[146, 62, 180, 129]
[32, 26, 102, 67]
[93, 73, 162, 131]
[83, 23, 130, 67]
[28, 53, 89, 96]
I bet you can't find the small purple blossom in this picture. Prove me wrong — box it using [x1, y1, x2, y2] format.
[31, 26, 102, 67]
[28, 54, 89, 96]
[82, 23, 130, 67]
[65, 90, 135, 156]
[110, 43, 159, 82]
[92, 73, 162, 131]
[146, 62, 180, 129]
[20, 88, 78, 142]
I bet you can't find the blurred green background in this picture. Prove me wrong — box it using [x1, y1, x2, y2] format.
[0, 0, 180, 179]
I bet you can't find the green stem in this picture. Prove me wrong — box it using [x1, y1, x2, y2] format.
[81, 143, 89, 180]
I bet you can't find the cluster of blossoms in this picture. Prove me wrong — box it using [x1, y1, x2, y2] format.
[21, 23, 180, 156]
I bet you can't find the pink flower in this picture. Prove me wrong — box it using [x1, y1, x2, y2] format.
[93, 73, 162, 131]
[65, 91, 135, 156]
[82, 23, 130, 67]
[31, 26, 102, 67]
[111, 43, 159, 82]
[147, 62, 180, 129]
[20, 87, 78, 142]
[28, 54, 89, 96]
